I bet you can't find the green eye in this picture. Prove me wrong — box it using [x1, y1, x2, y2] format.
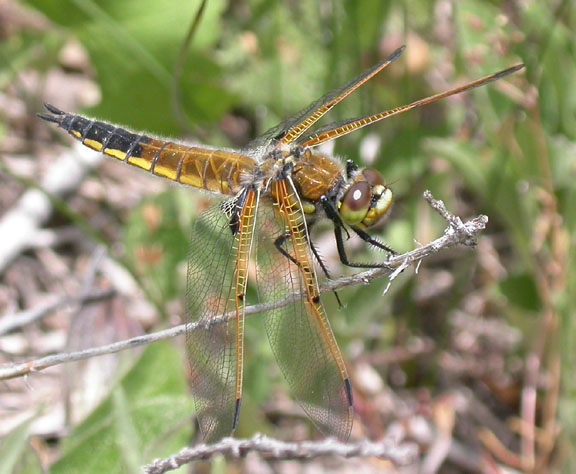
[362, 186, 393, 228]
[340, 182, 371, 225]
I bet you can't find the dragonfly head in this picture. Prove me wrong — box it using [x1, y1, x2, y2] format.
[338, 168, 393, 228]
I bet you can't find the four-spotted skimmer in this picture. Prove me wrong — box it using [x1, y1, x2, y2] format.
[39, 46, 523, 441]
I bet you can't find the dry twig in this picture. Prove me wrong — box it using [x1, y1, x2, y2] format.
[142, 434, 418, 473]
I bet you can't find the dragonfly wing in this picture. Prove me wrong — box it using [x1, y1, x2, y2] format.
[186, 189, 258, 441]
[254, 180, 353, 440]
[245, 46, 405, 153]
[296, 63, 525, 148]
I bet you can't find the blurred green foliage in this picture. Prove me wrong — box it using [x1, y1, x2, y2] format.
[2, 0, 574, 471]
[52, 342, 193, 474]
[25, 0, 233, 134]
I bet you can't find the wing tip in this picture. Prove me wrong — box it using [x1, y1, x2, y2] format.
[496, 63, 526, 79]
[232, 397, 242, 431]
[344, 377, 354, 407]
[389, 45, 406, 62]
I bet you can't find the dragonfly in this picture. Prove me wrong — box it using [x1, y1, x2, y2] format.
[39, 46, 523, 441]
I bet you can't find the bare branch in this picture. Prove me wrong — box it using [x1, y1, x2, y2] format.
[0, 191, 487, 381]
[325, 191, 488, 293]
[423, 190, 485, 247]
[142, 434, 418, 473]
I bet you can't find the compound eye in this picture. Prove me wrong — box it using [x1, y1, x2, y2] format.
[340, 181, 371, 225]
[362, 168, 385, 186]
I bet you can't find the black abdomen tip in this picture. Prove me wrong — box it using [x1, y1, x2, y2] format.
[38, 103, 66, 125]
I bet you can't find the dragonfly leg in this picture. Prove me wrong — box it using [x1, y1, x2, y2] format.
[308, 240, 345, 309]
[273, 233, 300, 267]
[333, 225, 395, 269]
[274, 233, 344, 308]
[345, 159, 359, 180]
[225, 190, 249, 235]
[321, 195, 395, 269]
[352, 227, 397, 255]
[319, 195, 351, 239]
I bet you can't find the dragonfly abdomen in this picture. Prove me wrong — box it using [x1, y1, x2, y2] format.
[39, 104, 256, 195]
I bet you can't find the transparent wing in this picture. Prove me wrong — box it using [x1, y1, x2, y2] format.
[297, 63, 525, 148]
[186, 190, 258, 441]
[254, 180, 353, 440]
[245, 46, 405, 153]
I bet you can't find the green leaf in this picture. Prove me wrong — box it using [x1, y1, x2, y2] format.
[0, 416, 37, 474]
[51, 341, 193, 474]
[25, 0, 232, 134]
[499, 273, 542, 312]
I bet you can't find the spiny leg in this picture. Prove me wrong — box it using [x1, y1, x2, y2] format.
[274, 233, 344, 308]
[333, 225, 395, 269]
[321, 196, 395, 269]
[352, 226, 397, 255]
